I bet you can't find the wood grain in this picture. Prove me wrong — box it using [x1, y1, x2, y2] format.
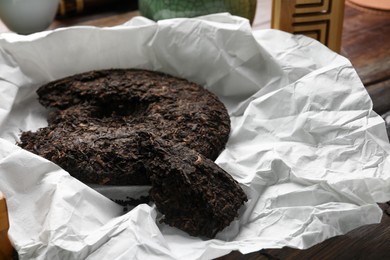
[367, 78, 390, 115]
[0, 192, 13, 260]
[341, 2, 390, 115]
[341, 2, 390, 85]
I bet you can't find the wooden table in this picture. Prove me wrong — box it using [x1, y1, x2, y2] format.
[342, 1, 390, 115]
[1, 1, 389, 259]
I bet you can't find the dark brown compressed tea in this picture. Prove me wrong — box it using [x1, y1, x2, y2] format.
[138, 132, 247, 238]
[19, 69, 247, 237]
[21, 69, 230, 185]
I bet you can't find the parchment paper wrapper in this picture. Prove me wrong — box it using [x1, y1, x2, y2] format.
[1, 14, 390, 259]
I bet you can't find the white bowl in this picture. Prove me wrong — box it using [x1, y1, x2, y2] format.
[0, 0, 59, 35]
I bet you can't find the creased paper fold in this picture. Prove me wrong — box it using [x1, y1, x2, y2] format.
[0, 14, 389, 260]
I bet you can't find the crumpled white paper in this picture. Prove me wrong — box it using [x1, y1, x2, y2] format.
[1, 14, 390, 259]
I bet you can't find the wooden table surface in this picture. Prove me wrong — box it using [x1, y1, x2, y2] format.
[1, 1, 390, 260]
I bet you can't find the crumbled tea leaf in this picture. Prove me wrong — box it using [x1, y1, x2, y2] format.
[19, 69, 247, 238]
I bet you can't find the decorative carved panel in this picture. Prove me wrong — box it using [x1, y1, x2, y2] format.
[271, 0, 345, 53]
